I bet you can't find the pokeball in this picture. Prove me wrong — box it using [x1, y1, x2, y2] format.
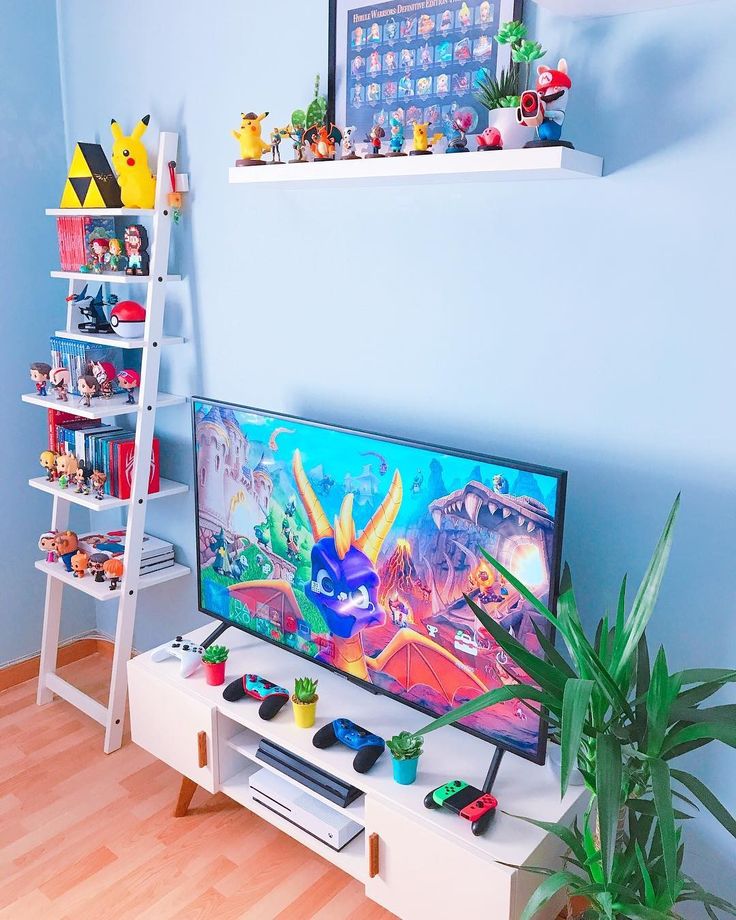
[110, 300, 146, 338]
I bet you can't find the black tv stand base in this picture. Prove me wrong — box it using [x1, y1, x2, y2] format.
[483, 747, 505, 795]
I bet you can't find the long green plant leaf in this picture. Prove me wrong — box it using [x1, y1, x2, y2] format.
[560, 679, 594, 796]
[671, 769, 736, 839]
[414, 683, 558, 737]
[519, 871, 585, 920]
[596, 735, 622, 883]
[614, 496, 680, 682]
[530, 619, 577, 679]
[650, 758, 677, 904]
[663, 721, 736, 754]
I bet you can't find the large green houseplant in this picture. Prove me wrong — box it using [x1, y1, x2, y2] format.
[416, 497, 736, 919]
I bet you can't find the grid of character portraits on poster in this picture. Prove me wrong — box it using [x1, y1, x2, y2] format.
[346, 1, 501, 138]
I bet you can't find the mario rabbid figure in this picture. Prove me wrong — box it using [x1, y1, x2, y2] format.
[517, 59, 574, 150]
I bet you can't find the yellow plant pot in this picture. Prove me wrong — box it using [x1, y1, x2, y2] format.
[292, 695, 318, 728]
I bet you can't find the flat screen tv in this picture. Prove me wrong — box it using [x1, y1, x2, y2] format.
[193, 399, 566, 764]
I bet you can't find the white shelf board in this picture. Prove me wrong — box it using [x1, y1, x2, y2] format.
[221, 766, 366, 879]
[46, 207, 156, 217]
[35, 559, 191, 601]
[227, 728, 367, 824]
[54, 329, 184, 349]
[50, 271, 181, 283]
[22, 390, 185, 419]
[229, 146, 603, 189]
[29, 476, 189, 511]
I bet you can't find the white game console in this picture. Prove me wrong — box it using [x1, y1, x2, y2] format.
[248, 768, 363, 852]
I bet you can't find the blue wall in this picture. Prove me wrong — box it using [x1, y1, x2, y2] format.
[51, 0, 736, 904]
[1, 0, 96, 664]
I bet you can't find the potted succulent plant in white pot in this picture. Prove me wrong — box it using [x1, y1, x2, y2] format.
[475, 20, 546, 149]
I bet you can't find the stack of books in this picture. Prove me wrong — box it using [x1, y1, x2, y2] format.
[79, 531, 175, 576]
[55, 216, 127, 272]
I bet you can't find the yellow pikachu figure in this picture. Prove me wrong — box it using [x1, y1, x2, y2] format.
[110, 115, 157, 208]
[233, 112, 271, 165]
[410, 122, 444, 156]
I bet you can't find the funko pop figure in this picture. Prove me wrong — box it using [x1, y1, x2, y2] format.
[90, 360, 116, 399]
[71, 551, 89, 578]
[40, 449, 58, 481]
[49, 366, 71, 401]
[117, 369, 140, 404]
[89, 552, 110, 582]
[74, 464, 91, 494]
[103, 557, 124, 590]
[38, 531, 58, 563]
[91, 469, 107, 501]
[55, 531, 79, 572]
[30, 362, 52, 397]
[78, 374, 100, 408]
[55, 453, 79, 489]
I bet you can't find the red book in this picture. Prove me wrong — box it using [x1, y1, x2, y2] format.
[114, 438, 160, 499]
[47, 409, 82, 452]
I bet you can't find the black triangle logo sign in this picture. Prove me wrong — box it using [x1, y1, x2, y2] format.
[69, 176, 92, 205]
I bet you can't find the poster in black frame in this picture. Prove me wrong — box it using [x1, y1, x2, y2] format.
[328, 0, 522, 149]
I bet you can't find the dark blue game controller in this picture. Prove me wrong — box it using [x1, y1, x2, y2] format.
[312, 718, 385, 773]
[222, 674, 290, 720]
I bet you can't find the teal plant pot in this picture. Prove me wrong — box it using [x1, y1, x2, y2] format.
[392, 756, 420, 785]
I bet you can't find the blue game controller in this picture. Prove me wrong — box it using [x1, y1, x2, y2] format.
[312, 718, 385, 773]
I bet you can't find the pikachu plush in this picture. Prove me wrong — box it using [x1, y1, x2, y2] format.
[110, 115, 157, 208]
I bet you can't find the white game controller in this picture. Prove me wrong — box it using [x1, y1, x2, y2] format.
[151, 636, 205, 677]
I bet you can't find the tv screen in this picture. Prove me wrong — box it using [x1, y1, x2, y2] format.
[193, 399, 566, 764]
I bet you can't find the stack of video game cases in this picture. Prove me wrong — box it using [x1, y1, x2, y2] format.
[78, 531, 175, 577]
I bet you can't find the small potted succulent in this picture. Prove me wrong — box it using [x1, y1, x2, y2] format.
[474, 20, 545, 149]
[386, 731, 424, 785]
[292, 677, 319, 728]
[201, 644, 229, 686]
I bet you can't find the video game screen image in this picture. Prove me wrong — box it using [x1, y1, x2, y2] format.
[194, 400, 566, 763]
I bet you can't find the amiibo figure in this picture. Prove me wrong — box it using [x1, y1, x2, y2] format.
[90, 360, 116, 399]
[353, 26, 365, 48]
[68, 284, 116, 335]
[88, 237, 109, 273]
[342, 126, 361, 160]
[418, 14, 434, 37]
[269, 126, 284, 164]
[91, 469, 107, 501]
[518, 60, 574, 149]
[89, 552, 110, 582]
[40, 450, 58, 481]
[78, 374, 99, 408]
[118, 369, 140, 404]
[385, 17, 398, 41]
[304, 123, 343, 161]
[420, 42, 432, 68]
[124, 225, 150, 276]
[447, 111, 472, 152]
[458, 2, 472, 29]
[479, 1, 492, 25]
[55, 531, 79, 572]
[366, 82, 381, 104]
[39, 532, 58, 563]
[110, 115, 157, 209]
[368, 22, 381, 43]
[439, 10, 453, 34]
[351, 55, 365, 77]
[409, 121, 440, 155]
[477, 126, 503, 151]
[387, 117, 406, 156]
[368, 49, 381, 76]
[365, 124, 385, 157]
[232, 111, 271, 166]
[287, 123, 307, 163]
[50, 366, 70, 401]
[106, 238, 125, 271]
[400, 17, 416, 40]
[71, 551, 89, 579]
[103, 557, 124, 590]
[30, 362, 52, 397]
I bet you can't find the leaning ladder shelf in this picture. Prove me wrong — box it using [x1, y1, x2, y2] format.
[33, 132, 190, 754]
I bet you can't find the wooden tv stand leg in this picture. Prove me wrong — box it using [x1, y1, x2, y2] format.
[174, 775, 198, 817]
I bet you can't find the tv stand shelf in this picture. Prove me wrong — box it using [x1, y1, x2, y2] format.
[128, 625, 586, 920]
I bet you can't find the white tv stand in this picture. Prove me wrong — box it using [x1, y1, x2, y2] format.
[128, 625, 585, 920]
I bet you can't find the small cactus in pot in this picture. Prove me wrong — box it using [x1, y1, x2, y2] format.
[387, 731, 424, 785]
[292, 677, 319, 728]
[201, 644, 229, 686]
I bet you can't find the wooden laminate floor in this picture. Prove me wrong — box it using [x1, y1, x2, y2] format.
[0, 654, 396, 920]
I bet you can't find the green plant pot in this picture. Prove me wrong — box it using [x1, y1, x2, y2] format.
[392, 756, 419, 785]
